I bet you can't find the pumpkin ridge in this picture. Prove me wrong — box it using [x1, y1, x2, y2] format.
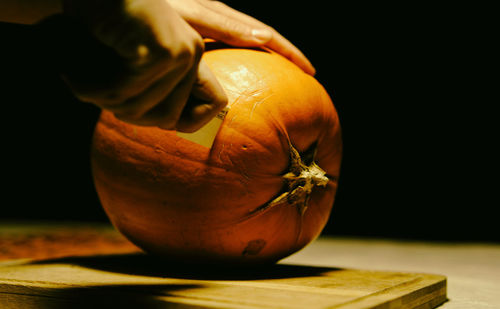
[97, 116, 199, 159]
[96, 117, 246, 177]
[100, 111, 286, 178]
[218, 127, 288, 177]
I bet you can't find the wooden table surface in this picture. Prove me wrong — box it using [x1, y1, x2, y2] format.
[0, 221, 498, 308]
[284, 236, 500, 309]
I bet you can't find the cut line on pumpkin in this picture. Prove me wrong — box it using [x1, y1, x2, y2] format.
[249, 92, 276, 119]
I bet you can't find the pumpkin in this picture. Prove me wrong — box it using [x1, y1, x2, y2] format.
[91, 42, 342, 264]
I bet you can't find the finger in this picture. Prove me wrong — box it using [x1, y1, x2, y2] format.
[172, 1, 271, 46]
[263, 31, 316, 76]
[175, 60, 228, 132]
[136, 64, 199, 129]
[107, 62, 191, 122]
[201, 1, 316, 75]
[85, 1, 204, 106]
[58, 25, 183, 108]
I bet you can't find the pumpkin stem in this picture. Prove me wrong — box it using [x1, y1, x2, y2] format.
[267, 142, 329, 215]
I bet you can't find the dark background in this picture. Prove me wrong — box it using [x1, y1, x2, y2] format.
[1, 3, 496, 242]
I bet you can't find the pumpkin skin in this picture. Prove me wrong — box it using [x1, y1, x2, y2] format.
[91, 43, 342, 264]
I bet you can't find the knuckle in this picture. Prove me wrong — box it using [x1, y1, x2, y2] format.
[130, 44, 155, 67]
[176, 36, 204, 67]
[127, 42, 170, 71]
[218, 19, 253, 44]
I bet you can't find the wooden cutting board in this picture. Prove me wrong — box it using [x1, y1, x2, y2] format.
[0, 223, 447, 308]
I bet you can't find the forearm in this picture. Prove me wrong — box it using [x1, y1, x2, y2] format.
[0, 0, 62, 24]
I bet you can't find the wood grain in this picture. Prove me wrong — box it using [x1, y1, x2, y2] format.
[0, 223, 447, 308]
[0, 255, 446, 309]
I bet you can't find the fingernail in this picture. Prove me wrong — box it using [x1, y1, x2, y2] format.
[251, 28, 273, 43]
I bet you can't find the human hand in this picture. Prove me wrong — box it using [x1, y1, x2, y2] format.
[166, 0, 316, 76]
[60, 0, 227, 132]
[56, 0, 315, 132]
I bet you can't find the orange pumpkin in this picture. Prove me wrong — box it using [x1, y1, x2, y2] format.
[91, 43, 342, 264]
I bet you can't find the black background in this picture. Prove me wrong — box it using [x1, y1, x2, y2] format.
[1, 3, 497, 242]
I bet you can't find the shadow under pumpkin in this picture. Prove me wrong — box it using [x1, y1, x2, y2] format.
[17, 254, 337, 309]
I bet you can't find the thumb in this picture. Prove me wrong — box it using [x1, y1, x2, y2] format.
[176, 60, 228, 133]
